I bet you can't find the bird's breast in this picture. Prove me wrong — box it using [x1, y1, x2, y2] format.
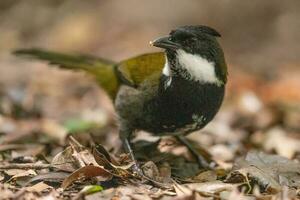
[141, 77, 225, 134]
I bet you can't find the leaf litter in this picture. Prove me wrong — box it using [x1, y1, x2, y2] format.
[1, 53, 300, 199]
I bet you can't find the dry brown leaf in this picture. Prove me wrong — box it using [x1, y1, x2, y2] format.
[7, 169, 37, 186]
[28, 172, 70, 185]
[227, 151, 300, 193]
[26, 181, 52, 193]
[9, 169, 37, 181]
[52, 137, 99, 172]
[142, 161, 160, 180]
[92, 144, 118, 170]
[5, 169, 28, 177]
[191, 170, 217, 183]
[61, 165, 113, 189]
[68, 136, 99, 167]
[92, 143, 134, 178]
[93, 143, 119, 165]
[51, 146, 77, 172]
[186, 181, 236, 193]
[173, 182, 193, 198]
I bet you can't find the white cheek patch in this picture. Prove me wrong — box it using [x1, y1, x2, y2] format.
[162, 56, 170, 76]
[176, 49, 219, 84]
[162, 56, 172, 89]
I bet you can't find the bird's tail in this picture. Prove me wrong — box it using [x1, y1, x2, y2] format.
[13, 48, 120, 99]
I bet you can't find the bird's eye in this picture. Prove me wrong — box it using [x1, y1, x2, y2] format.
[169, 36, 176, 42]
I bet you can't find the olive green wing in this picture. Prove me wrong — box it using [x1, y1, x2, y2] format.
[116, 52, 165, 87]
[13, 48, 119, 99]
[13, 49, 165, 98]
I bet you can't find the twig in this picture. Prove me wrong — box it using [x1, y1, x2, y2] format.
[0, 163, 52, 170]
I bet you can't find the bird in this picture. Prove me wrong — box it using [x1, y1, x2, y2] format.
[13, 25, 228, 175]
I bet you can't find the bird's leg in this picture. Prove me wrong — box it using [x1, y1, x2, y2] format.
[119, 125, 143, 177]
[122, 137, 144, 176]
[175, 135, 212, 169]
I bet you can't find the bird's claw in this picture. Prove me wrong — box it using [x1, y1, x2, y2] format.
[132, 162, 144, 178]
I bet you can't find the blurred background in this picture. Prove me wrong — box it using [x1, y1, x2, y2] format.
[1, 0, 300, 67]
[0, 0, 299, 153]
[1, 2, 300, 198]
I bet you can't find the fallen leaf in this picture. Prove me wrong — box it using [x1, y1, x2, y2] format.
[62, 165, 113, 189]
[51, 137, 98, 172]
[68, 136, 99, 167]
[142, 161, 160, 180]
[93, 143, 137, 178]
[81, 185, 103, 194]
[28, 172, 70, 185]
[191, 170, 217, 183]
[92, 144, 118, 170]
[226, 151, 300, 193]
[186, 181, 236, 193]
[97, 144, 120, 165]
[7, 169, 37, 186]
[26, 181, 52, 193]
[173, 181, 193, 198]
[51, 146, 77, 172]
[5, 169, 28, 177]
[9, 169, 37, 181]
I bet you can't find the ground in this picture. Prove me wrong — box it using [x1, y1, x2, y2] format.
[0, 62, 300, 199]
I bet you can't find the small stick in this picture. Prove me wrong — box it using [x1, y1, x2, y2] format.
[0, 163, 52, 170]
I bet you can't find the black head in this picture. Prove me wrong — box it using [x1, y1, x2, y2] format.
[151, 25, 227, 84]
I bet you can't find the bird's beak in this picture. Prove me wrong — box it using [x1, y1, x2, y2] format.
[150, 36, 180, 50]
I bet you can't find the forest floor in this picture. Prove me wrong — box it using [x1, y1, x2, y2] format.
[0, 58, 300, 200]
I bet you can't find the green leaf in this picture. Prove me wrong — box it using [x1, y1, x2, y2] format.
[81, 185, 104, 194]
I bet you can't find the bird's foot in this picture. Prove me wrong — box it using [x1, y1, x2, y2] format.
[131, 162, 144, 178]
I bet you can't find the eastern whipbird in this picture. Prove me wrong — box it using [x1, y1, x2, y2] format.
[14, 25, 228, 176]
